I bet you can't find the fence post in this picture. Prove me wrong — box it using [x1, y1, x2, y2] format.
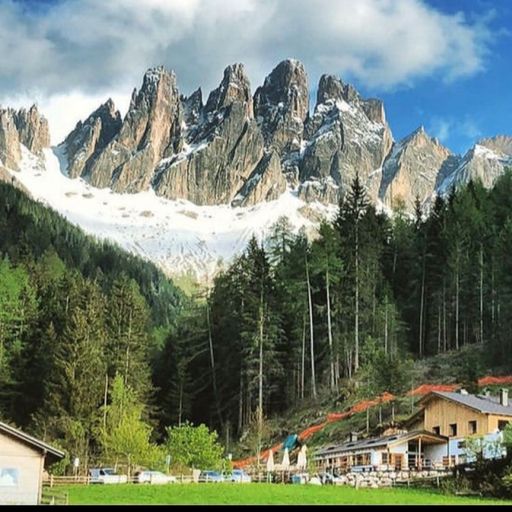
[50, 474, 54, 488]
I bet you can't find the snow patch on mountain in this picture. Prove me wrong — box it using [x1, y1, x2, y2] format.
[6, 147, 336, 281]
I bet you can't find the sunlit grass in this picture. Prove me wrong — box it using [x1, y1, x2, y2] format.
[61, 483, 510, 505]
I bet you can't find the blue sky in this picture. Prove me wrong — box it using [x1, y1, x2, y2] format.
[3, 0, 511, 153]
[365, 0, 512, 153]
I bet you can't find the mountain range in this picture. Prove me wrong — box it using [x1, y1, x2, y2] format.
[1, 59, 511, 279]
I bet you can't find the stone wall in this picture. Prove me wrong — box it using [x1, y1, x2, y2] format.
[335, 469, 450, 488]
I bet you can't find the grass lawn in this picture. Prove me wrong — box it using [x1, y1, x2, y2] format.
[59, 483, 511, 505]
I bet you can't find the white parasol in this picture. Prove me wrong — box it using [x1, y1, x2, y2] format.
[297, 444, 307, 470]
[266, 449, 275, 472]
[281, 447, 290, 470]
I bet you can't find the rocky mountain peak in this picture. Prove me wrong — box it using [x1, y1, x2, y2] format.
[253, 58, 309, 152]
[255, 59, 309, 120]
[0, 108, 21, 170]
[63, 99, 122, 178]
[380, 126, 452, 210]
[181, 88, 203, 127]
[477, 135, 512, 156]
[205, 63, 253, 117]
[317, 74, 345, 104]
[0, 105, 50, 171]
[436, 135, 512, 196]
[83, 65, 182, 191]
[13, 104, 50, 156]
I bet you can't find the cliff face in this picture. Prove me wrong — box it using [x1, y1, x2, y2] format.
[0, 105, 50, 171]
[298, 74, 393, 204]
[379, 127, 453, 211]
[436, 136, 512, 195]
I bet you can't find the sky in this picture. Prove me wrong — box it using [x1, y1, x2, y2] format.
[1, 0, 510, 154]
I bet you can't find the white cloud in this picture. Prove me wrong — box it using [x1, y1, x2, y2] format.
[430, 118, 452, 142]
[0, 0, 493, 143]
[428, 115, 483, 152]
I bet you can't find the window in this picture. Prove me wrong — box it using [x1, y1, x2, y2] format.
[449, 423, 458, 436]
[0, 468, 19, 487]
[498, 420, 510, 431]
[433, 426, 440, 435]
[468, 420, 477, 434]
[382, 453, 389, 464]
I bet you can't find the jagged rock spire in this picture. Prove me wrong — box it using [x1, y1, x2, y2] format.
[205, 63, 253, 117]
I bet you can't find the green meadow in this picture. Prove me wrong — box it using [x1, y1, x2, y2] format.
[60, 483, 511, 505]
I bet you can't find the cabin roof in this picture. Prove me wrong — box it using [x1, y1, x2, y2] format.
[418, 391, 512, 416]
[0, 420, 65, 461]
[313, 430, 447, 458]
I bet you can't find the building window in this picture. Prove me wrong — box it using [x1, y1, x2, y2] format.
[433, 426, 440, 435]
[468, 421, 477, 434]
[0, 468, 19, 487]
[449, 423, 457, 436]
[382, 453, 389, 464]
[498, 420, 510, 431]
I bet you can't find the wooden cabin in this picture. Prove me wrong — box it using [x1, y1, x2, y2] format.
[0, 421, 64, 505]
[405, 389, 512, 463]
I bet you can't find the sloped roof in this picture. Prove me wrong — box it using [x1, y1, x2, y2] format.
[313, 430, 447, 458]
[0, 421, 65, 462]
[419, 391, 512, 416]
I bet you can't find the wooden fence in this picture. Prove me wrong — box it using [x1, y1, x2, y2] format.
[45, 474, 196, 486]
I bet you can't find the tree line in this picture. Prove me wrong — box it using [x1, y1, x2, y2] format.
[0, 183, 182, 467]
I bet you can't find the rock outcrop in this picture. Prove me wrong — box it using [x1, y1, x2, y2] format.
[154, 101, 264, 204]
[0, 105, 50, 170]
[0, 110, 21, 170]
[63, 99, 122, 179]
[205, 63, 253, 117]
[298, 74, 393, 203]
[379, 127, 454, 210]
[437, 136, 512, 195]
[254, 59, 309, 153]
[85, 66, 182, 192]
[14, 106, 50, 156]
[232, 151, 287, 207]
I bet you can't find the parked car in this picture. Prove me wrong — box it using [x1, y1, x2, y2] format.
[291, 472, 309, 484]
[228, 469, 251, 483]
[89, 468, 128, 484]
[198, 470, 224, 483]
[135, 470, 177, 484]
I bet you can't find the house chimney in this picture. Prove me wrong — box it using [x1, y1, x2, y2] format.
[349, 432, 358, 442]
[500, 388, 509, 407]
[459, 389, 469, 395]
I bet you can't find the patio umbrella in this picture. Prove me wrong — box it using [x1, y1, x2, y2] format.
[281, 447, 290, 470]
[266, 450, 275, 472]
[297, 444, 307, 470]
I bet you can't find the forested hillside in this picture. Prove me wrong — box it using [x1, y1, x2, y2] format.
[0, 183, 183, 460]
[159, 169, 512, 447]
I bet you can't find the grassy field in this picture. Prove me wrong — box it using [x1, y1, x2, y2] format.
[59, 483, 511, 505]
